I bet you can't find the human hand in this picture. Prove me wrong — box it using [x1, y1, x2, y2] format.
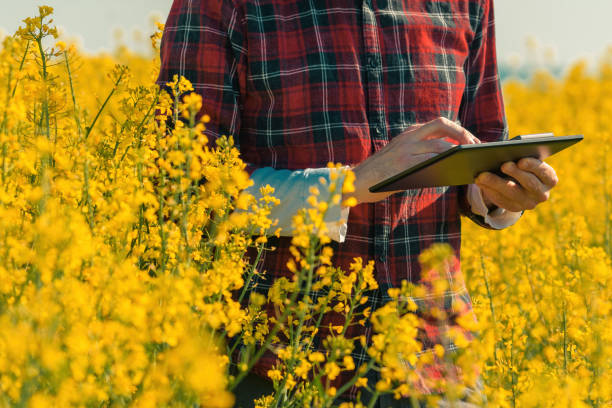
[475, 158, 559, 212]
[347, 117, 480, 204]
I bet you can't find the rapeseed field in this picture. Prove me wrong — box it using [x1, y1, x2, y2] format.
[0, 7, 609, 408]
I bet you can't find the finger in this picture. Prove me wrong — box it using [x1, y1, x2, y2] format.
[412, 139, 454, 154]
[478, 185, 525, 212]
[517, 158, 559, 188]
[476, 172, 539, 211]
[415, 117, 480, 145]
[394, 123, 425, 142]
[476, 171, 520, 193]
[500, 161, 550, 202]
[404, 123, 425, 132]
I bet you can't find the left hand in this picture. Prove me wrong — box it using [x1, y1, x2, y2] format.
[475, 157, 559, 212]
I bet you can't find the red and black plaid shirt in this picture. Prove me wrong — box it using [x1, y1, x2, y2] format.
[158, 0, 507, 397]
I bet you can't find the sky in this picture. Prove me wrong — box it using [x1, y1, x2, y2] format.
[495, 0, 612, 69]
[0, 0, 172, 55]
[2, 0, 612, 69]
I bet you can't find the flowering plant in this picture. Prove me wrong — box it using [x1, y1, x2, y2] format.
[0, 7, 609, 408]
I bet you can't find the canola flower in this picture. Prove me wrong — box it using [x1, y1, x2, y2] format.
[0, 8, 273, 407]
[462, 62, 612, 407]
[0, 8, 468, 408]
[0, 6, 609, 408]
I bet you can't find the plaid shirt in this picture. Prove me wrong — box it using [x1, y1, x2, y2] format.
[158, 0, 507, 398]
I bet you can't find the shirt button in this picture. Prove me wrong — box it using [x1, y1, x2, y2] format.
[379, 255, 387, 263]
[367, 55, 380, 70]
[374, 126, 383, 136]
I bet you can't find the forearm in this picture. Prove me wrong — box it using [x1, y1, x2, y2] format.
[245, 167, 350, 242]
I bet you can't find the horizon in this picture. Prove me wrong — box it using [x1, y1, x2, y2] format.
[2, 1, 611, 79]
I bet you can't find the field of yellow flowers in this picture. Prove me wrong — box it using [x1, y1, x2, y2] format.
[462, 60, 612, 407]
[0, 7, 609, 408]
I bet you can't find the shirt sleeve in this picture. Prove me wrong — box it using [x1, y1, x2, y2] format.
[458, 0, 508, 143]
[466, 184, 522, 229]
[247, 167, 350, 243]
[157, 0, 247, 156]
[457, 0, 521, 229]
[157, 3, 350, 240]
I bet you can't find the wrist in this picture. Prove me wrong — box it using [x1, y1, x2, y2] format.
[481, 190, 498, 212]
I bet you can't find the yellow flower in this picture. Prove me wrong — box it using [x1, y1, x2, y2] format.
[355, 377, 368, 388]
[0, 6, 610, 408]
[308, 352, 325, 363]
[267, 369, 283, 382]
[343, 355, 355, 371]
[294, 360, 312, 379]
[324, 362, 341, 380]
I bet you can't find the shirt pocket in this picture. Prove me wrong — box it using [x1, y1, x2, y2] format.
[244, 2, 365, 154]
[403, 1, 473, 86]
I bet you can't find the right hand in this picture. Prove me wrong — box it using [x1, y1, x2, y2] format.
[346, 117, 480, 204]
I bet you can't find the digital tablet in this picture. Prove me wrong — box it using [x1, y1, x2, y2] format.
[369, 134, 583, 193]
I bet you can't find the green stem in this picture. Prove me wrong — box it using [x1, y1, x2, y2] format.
[306, 293, 332, 350]
[1, 66, 11, 135]
[1, 142, 6, 185]
[340, 287, 361, 337]
[480, 252, 499, 363]
[238, 245, 265, 303]
[291, 242, 317, 344]
[271, 238, 321, 406]
[84, 68, 125, 140]
[10, 41, 30, 99]
[118, 90, 160, 165]
[367, 390, 380, 408]
[524, 260, 550, 334]
[158, 179, 167, 273]
[178, 114, 196, 263]
[334, 359, 375, 398]
[271, 247, 319, 408]
[83, 160, 95, 230]
[603, 147, 610, 257]
[510, 329, 517, 408]
[35, 37, 50, 141]
[0, 40, 30, 135]
[133, 93, 159, 268]
[562, 299, 567, 373]
[63, 50, 83, 138]
[229, 274, 304, 391]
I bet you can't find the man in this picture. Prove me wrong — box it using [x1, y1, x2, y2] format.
[157, 0, 558, 405]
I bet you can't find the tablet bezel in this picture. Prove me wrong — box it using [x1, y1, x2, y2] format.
[369, 135, 583, 193]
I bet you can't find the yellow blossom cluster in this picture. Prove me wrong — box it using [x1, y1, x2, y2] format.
[462, 62, 612, 406]
[0, 7, 277, 407]
[0, 6, 609, 408]
[0, 8, 431, 408]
